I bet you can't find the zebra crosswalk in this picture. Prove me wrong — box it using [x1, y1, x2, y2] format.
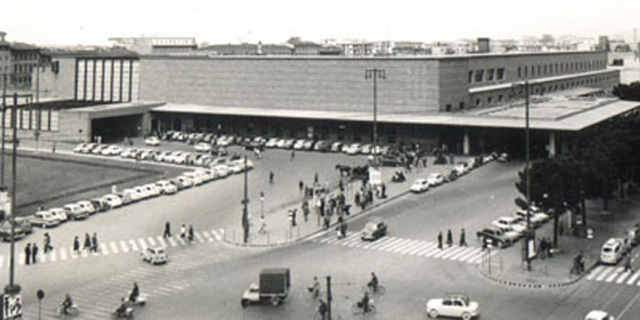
[4, 228, 225, 268]
[20, 240, 237, 320]
[586, 265, 640, 286]
[312, 232, 492, 264]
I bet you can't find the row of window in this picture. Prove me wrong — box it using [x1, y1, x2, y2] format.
[472, 74, 617, 107]
[13, 63, 35, 74]
[516, 59, 607, 79]
[469, 68, 505, 83]
[12, 52, 38, 61]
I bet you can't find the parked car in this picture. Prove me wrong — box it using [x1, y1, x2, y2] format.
[76, 200, 97, 215]
[15, 217, 33, 235]
[475, 227, 513, 248]
[410, 179, 430, 193]
[91, 144, 109, 155]
[425, 294, 480, 320]
[30, 210, 61, 228]
[282, 139, 295, 149]
[139, 149, 158, 161]
[313, 140, 331, 152]
[73, 143, 88, 153]
[143, 184, 161, 197]
[144, 136, 160, 146]
[265, 138, 279, 148]
[491, 216, 527, 235]
[133, 186, 151, 199]
[194, 142, 212, 153]
[427, 173, 445, 186]
[90, 198, 109, 212]
[379, 155, 404, 167]
[156, 180, 179, 195]
[600, 238, 625, 265]
[102, 194, 123, 208]
[0, 220, 29, 241]
[213, 165, 231, 178]
[515, 209, 548, 227]
[141, 246, 168, 265]
[63, 203, 90, 220]
[330, 142, 343, 152]
[585, 310, 615, 320]
[48, 207, 69, 222]
[79, 143, 97, 153]
[454, 162, 470, 176]
[101, 145, 123, 156]
[361, 144, 373, 154]
[345, 143, 362, 155]
[361, 218, 387, 241]
[302, 140, 314, 150]
[173, 176, 194, 189]
[120, 148, 138, 159]
[182, 171, 204, 185]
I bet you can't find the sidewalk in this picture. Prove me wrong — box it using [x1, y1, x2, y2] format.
[222, 157, 467, 247]
[478, 194, 640, 289]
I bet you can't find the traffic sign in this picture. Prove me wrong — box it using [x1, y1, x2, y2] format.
[1, 292, 22, 319]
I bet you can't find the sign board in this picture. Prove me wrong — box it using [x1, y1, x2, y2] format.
[1, 293, 22, 319]
[368, 167, 382, 186]
[527, 239, 537, 259]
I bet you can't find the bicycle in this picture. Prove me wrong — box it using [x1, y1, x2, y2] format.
[362, 284, 386, 296]
[305, 286, 322, 300]
[352, 300, 376, 316]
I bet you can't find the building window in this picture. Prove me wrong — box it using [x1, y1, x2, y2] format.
[498, 95, 503, 102]
[531, 66, 535, 76]
[524, 66, 528, 77]
[475, 98, 481, 107]
[446, 104, 452, 112]
[537, 65, 541, 75]
[468, 71, 473, 83]
[459, 102, 465, 110]
[487, 69, 495, 81]
[475, 70, 484, 83]
[543, 65, 547, 74]
[487, 96, 493, 104]
[497, 68, 505, 80]
[518, 66, 521, 78]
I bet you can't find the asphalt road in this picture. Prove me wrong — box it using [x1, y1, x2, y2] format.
[8, 151, 640, 320]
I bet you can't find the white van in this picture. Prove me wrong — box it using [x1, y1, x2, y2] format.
[600, 238, 624, 265]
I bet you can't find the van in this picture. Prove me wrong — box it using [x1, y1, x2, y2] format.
[600, 238, 624, 265]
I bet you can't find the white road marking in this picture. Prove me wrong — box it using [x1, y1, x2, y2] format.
[605, 267, 624, 282]
[156, 236, 167, 247]
[587, 266, 604, 281]
[616, 270, 631, 284]
[211, 229, 222, 241]
[147, 237, 157, 246]
[595, 267, 615, 281]
[110, 242, 119, 254]
[195, 232, 205, 243]
[138, 238, 147, 250]
[50, 250, 57, 262]
[129, 240, 139, 251]
[167, 237, 178, 247]
[627, 270, 640, 285]
[440, 246, 467, 260]
[60, 248, 68, 260]
[201, 231, 214, 242]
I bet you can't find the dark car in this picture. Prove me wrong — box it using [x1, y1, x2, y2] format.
[361, 218, 387, 241]
[475, 228, 512, 248]
[0, 221, 29, 242]
[378, 155, 404, 167]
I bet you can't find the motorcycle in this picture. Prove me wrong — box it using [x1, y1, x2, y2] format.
[113, 299, 135, 319]
[127, 291, 147, 307]
[55, 303, 79, 318]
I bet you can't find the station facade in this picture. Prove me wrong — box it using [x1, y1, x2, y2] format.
[31, 49, 635, 157]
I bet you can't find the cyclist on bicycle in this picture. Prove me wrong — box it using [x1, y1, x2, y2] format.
[358, 291, 370, 313]
[317, 298, 328, 319]
[308, 276, 321, 299]
[368, 272, 379, 293]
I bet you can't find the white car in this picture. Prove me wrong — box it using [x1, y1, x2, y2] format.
[213, 165, 231, 178]
[49, 207, 68, 222]
[155, 180, 178, 194]
[143, 184, 161, 197]
[585, 310, 615, 320]
[173, 152, 192, 165]
[515, 209, 548, 227]
[63, 203, 89, 220]
[101, 145, 123, 156]
[164, 151, 183, 163]
[182, 171, 204, 185]
[194, 142, 212, 153]
[293, 139, 306, 150]
[76, 200, 97, 215]
[30, 211, 61, 228]
[73, 143, 87, 153]
[120, 148, 138, 159]
[426, 294, 480, 320]
[141, 246, 168, 265]
[91, 144, 109, 155]
[134, 186, 151, 199]
[173, 176, 194, 189]
[145, 136, 160, 146]
[410, 179, 430, 193]
[492, 216, 527, 234]
[454, 163, 470, 175]
[123, 188, 144, 202]
[265, 138, 279, 148]
[361, 144, 373, 154]
[427, 173, 445, 186]
[102, 194, 123, 208]
[345, 143, 362, 155]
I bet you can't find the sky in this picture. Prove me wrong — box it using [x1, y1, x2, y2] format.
[1, 0, 640, 46]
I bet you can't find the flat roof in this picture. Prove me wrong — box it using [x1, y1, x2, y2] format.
[65, 101, 164, 119]
[151, 97, 640, 131]
[469, 69, 618, 94]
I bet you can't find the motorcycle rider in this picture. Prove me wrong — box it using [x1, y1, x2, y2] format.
[359, 291, 370, 313]
[61, 294, 73, 315]
[129, 282, 140, 303]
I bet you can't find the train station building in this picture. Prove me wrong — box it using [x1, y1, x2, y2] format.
[18, 49, 640, 157]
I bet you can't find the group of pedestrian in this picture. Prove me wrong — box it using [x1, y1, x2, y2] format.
[437, 228, 467, 249]
[538, 237, 553, 259]
[164, 221, 195, 242]
[23, 243, 39, 265]
[73, 232, 100, 254]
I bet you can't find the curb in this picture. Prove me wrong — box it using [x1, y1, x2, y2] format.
[477, 258, 598, 290]
[222, 189, 410, 248]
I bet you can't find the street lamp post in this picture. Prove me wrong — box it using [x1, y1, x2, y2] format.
[241, 155, 250, 244]
[365, 69, 386, 152]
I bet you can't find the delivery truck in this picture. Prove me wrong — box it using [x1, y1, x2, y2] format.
[241, 268, 291, 307]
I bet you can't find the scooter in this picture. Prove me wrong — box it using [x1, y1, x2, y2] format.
[127, 292, 147, 307]
[113, 299, 135, 319]
[55, 303, 79, 318]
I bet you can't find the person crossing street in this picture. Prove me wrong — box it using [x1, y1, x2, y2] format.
[437, 231, 443, 249]
[43, 232, 53, 253]
[459, 228, 467, 247]
[446, 229, 453, 247]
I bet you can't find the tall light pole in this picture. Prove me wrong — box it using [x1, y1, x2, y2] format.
[365, 69, 385, 149]
[241, 155, 250, 244]
[1, 73, 6, 185]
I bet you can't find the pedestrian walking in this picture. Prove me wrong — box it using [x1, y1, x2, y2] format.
[73, 236, 80, 254]
[43, 232, 53, 253]
[180, 224, 186, 240]
[269, 171, 274, 184]
[302, 201, 310, 222]
[91, 232, 99, 252]
[314, 172, 319, 185]
[25, 243, 31, 265]
[290, 150, 295, 161]
[422, 156, 427, 168]
[437, 231, 443, 249]
[32, 243, 38, 264]
[188, 225, 194, 242]
[446, 229, 453, 247]
[624, 255, 634, 273]
[83, 233, 91, 251]
[259, 215, 267, 234]
[163, 221, 171, 238]
[299, 181, 304, 193]
[460, 228, 467, 247]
